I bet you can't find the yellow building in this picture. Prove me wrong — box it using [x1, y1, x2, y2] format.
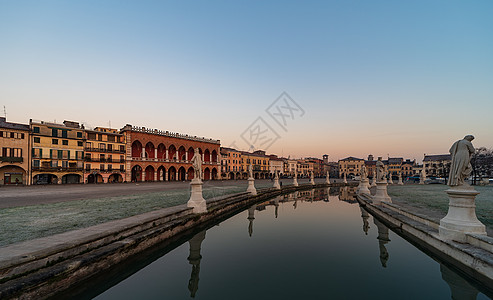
[338, 156, 364, 178]
[241, 150, 270, 179]
[0, 117, 30, 185]
[30, 120, 85, 184]
[84, 127, 126, 183]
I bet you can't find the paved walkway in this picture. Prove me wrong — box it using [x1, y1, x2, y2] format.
[0, 178, 324, 209]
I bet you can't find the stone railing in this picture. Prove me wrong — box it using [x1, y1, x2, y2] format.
[122, 124, 220, 145]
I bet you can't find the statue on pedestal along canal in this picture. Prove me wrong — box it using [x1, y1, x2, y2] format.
[192, 148, 202, 181]
[447, 135, 475, 186]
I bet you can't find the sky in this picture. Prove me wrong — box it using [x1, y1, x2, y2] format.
[1, 0, 492, 162]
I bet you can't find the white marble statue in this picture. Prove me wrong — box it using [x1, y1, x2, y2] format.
[360, 165, 367, 180]
[248, 164, 253, 179]
[191, 148, 202, 180]
[376, 158, 385, 182]
[448, 135, 475, 186]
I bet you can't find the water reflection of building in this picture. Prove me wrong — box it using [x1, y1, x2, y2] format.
[338, 186, 358, 204]
[188, 230, 206, 298]
[374, 218, 390, 268]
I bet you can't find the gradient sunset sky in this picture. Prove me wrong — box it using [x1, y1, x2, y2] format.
[1, 1, 492, 161]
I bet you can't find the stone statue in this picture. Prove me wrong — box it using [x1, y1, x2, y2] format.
[360, 165, 367, 180]
[191, 148, 202, 180]
[376, 158, 385, 182]
[248, 163, 253, 179]
[448, 135, 475, 186]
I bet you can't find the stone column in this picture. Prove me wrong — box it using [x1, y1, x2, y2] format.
[154, 170, 157, 181]
[439, 185, 486, 242]
[165, 170, 168, 181]
[141, 148, 145, 159]
[185, 151, 188, 161]
[165, 149, 169, 160]
[154, 149, 157, 159]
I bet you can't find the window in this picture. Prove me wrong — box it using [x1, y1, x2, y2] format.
[62, 140, 68, 145]
[10, 132, 14, 138]
[32, 148, 42, 158]
[34, 137, 40, 143]
[85, 164, 91, 171]
[107, 135, 115, 142]
[58, 150, 63, 159]
[33, 160, 40, 167]
[120, 155, 124, 162]
[108, 144, 113, 151]
[99, 143, 106, 151]
[100, 164, 105, 171]
[21, 133, 25, 139]
[33, 127, 40, 133]
[98, 134, 103, 141]
[61, 130, 68, 138]
[119, 145, 124, 152]
[107, 165, 112, 171]
[77, 132, 82, 138]
[120, 165, 124, 172]
[88, 133, 96, 140]
[52, 139, 58, 144]
[52, 160, 58, 168]
[52, 128, 58, 137]
[78, 141, 83, 146]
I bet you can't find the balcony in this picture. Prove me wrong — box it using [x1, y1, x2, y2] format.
[32, 166, 84, 172]
[0, 157, 23, 163]
[84, 168, 124, 173]
[84, 147, 125, 154]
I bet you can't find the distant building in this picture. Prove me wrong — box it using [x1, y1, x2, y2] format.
[241, 150, 270, 179]
[423, 154, 451, 177]
[387, 157, 403, 178]
[221, 147, 243, 179]
[121, 124, 220, 182]
[268, 155, 284, 177]
[30, 120, 85, 184]
[401, 159, 416, 177]
[338, 156, 364, 178]
[84, 127, 126, 183]
[0, 117, 30, 185]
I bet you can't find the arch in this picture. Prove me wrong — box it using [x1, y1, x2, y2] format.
[131, 165, 142, 182]
[131, 141, 143, 158]
[87, 173, 104, 184]
[178, 166, 186, 181]
[0, 165, 26, 185]
[157, 166, 166, 181]
[254, 173, 259, 179]
[33, 174, 58, 185]
[204, 149, 211, 162]
[187, 167, 194, 180]
[211, 150, 218, 163]
[229, 172, 235, 180]
[168, 166, 177, 181]
[145, 142, 155, 159]
[108, 173, 123, 183]
[236, 172, 241, 180]
[178, 146, 186, 161]
[169, 145, 177, 161]
[157, 144, 166, 159]
[145, 165, 155, 181]
[204, 167, 211, 180]
[211, 168, 218, 180]
[187, 147, 194, 161]
[62, 174, 81, 184]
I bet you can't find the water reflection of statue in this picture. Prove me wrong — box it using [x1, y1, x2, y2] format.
[188, 230, 206, 298]
[448, 135, 475, 186]
[248, 205, 256, 237]
[440, 263, 479, 300]
[376, 158, 385, 182]
[374, 218, 390, 268]
[360, 206, 370, 235]
[191, 148, 202, 181]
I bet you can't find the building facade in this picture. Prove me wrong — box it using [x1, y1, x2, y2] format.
[423, 154, 451, 177]
[338, 157, 364, 178]
[84, 127, 126, 183]
[0, 117, 30, 185]
[241, 150, 270, 179]
[121, 125, 220, 182]
[30, 120, 85, 184]
[268, 155, 284, 177]
[221, 147, 243, 179]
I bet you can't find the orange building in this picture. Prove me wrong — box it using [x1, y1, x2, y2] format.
[0, 117, 30, 185]
[221, 147, 243, 179]
[84, 127, 126, 183]
[121, 125, 220, 182]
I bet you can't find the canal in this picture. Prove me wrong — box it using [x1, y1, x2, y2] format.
[63, 187, 491, 299]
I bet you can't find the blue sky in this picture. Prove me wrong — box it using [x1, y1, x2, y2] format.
[1, 0, 492, 160]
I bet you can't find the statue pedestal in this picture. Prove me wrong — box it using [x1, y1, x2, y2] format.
[247, 177, 257, 195]
[273, 177, 280, 189]
[439, 185, 486, 242]
[397, 177, 403, 185]
[310, 178, 315, 185]
[187, 179, 207, 213]
[293, 177, 298, 187]
[373, 181, 392, 204]
[419, 178, 425, 185]
[357, 179, 371, 195]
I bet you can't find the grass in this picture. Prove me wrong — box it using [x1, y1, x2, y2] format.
[387, 184, 493, 229]
[0, 181, 272, 247]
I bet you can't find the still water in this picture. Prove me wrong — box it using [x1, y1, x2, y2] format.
[83, 187, 490, 299]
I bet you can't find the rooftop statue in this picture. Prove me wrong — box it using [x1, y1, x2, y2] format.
[448, 135, 475, 186]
